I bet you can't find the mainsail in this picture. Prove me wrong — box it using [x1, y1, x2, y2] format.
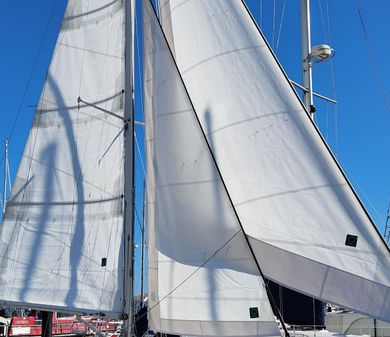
[144, 0, 280, 336]
[158, 0, 390, 322]
[0, 0, 125, 317]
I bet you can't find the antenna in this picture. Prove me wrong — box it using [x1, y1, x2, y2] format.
[384, 201, 390, 244]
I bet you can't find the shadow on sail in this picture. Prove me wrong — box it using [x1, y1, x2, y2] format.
[46, 74, 85, 308]
[19, 142, 57, 301]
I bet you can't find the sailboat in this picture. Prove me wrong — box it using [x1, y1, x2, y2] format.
[0, 1, 390, 337]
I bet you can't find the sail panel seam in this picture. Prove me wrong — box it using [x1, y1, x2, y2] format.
[204, 109, 302, 136]
[234, 182, 347, 207]
[6, 196, 121, 207]
[64, 0, 121, 22]
[59, 42, 122, 60]
[181, 45, 266, 75]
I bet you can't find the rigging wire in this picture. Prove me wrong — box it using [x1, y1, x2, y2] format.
[134, 205, 143, 241]
[272, 0, 276, 50]
[354, 0, 390, 116]
[134, 132, 146, 177]
[6, 0, 62, 145]
[0, 0, 63, 177]
[317, 0, 330, 141]
[317, 0, 338, 153]
[324, 0, 332, 43]
[325, 0, 338, 154]
[259, 0, 263, 28]
[343, 166, 387, 229]
[317, 0, 327, 42]
[275, 0, 286, 55]
[134, 229, 243, 324]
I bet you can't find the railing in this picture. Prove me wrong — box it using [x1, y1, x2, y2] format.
[345, 325, 390, 337]
[283, 324, 390, 337]
[77, 318, 107, 337]
[286, 325, 323, 337]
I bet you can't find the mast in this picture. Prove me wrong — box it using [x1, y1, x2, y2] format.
[41, 312, 53, 337]
[300, 0, 315, 117]
[123, 0, 135, 336]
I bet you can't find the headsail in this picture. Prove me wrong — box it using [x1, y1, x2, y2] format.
[0, 0, 125, 317]
[158, 0, 390, 322]
[143, 0, 280, 335]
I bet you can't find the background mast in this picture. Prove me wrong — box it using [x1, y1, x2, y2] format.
[300, 0, 315, 117]
[2, 139, 11, 214]
[384, 201, 390, 245]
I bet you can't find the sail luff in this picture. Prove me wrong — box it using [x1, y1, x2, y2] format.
[158, 0, 390, 322]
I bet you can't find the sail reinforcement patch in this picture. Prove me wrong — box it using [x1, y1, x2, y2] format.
[345, 234, 358, 247]
[249, 307, 259, 318]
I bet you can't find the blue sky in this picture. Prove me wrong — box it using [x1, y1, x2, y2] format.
[0, 0, 389, 296]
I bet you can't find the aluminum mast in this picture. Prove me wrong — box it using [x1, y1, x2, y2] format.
[123, 0, 135, 336]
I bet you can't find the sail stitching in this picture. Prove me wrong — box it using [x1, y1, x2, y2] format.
[204, 109, 301, 136]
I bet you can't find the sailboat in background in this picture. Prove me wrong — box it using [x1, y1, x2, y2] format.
[0, 1, 389, 337]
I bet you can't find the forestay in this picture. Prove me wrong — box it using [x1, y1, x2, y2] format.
[143, 0, 280, 335]
[0, 0, 125, 317]
[159, 0, 390, 322]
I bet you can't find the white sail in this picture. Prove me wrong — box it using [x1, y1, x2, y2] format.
[158, 0, 390, 322]
[0, 0, 125, 317]
[143, 0, 280, 336]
